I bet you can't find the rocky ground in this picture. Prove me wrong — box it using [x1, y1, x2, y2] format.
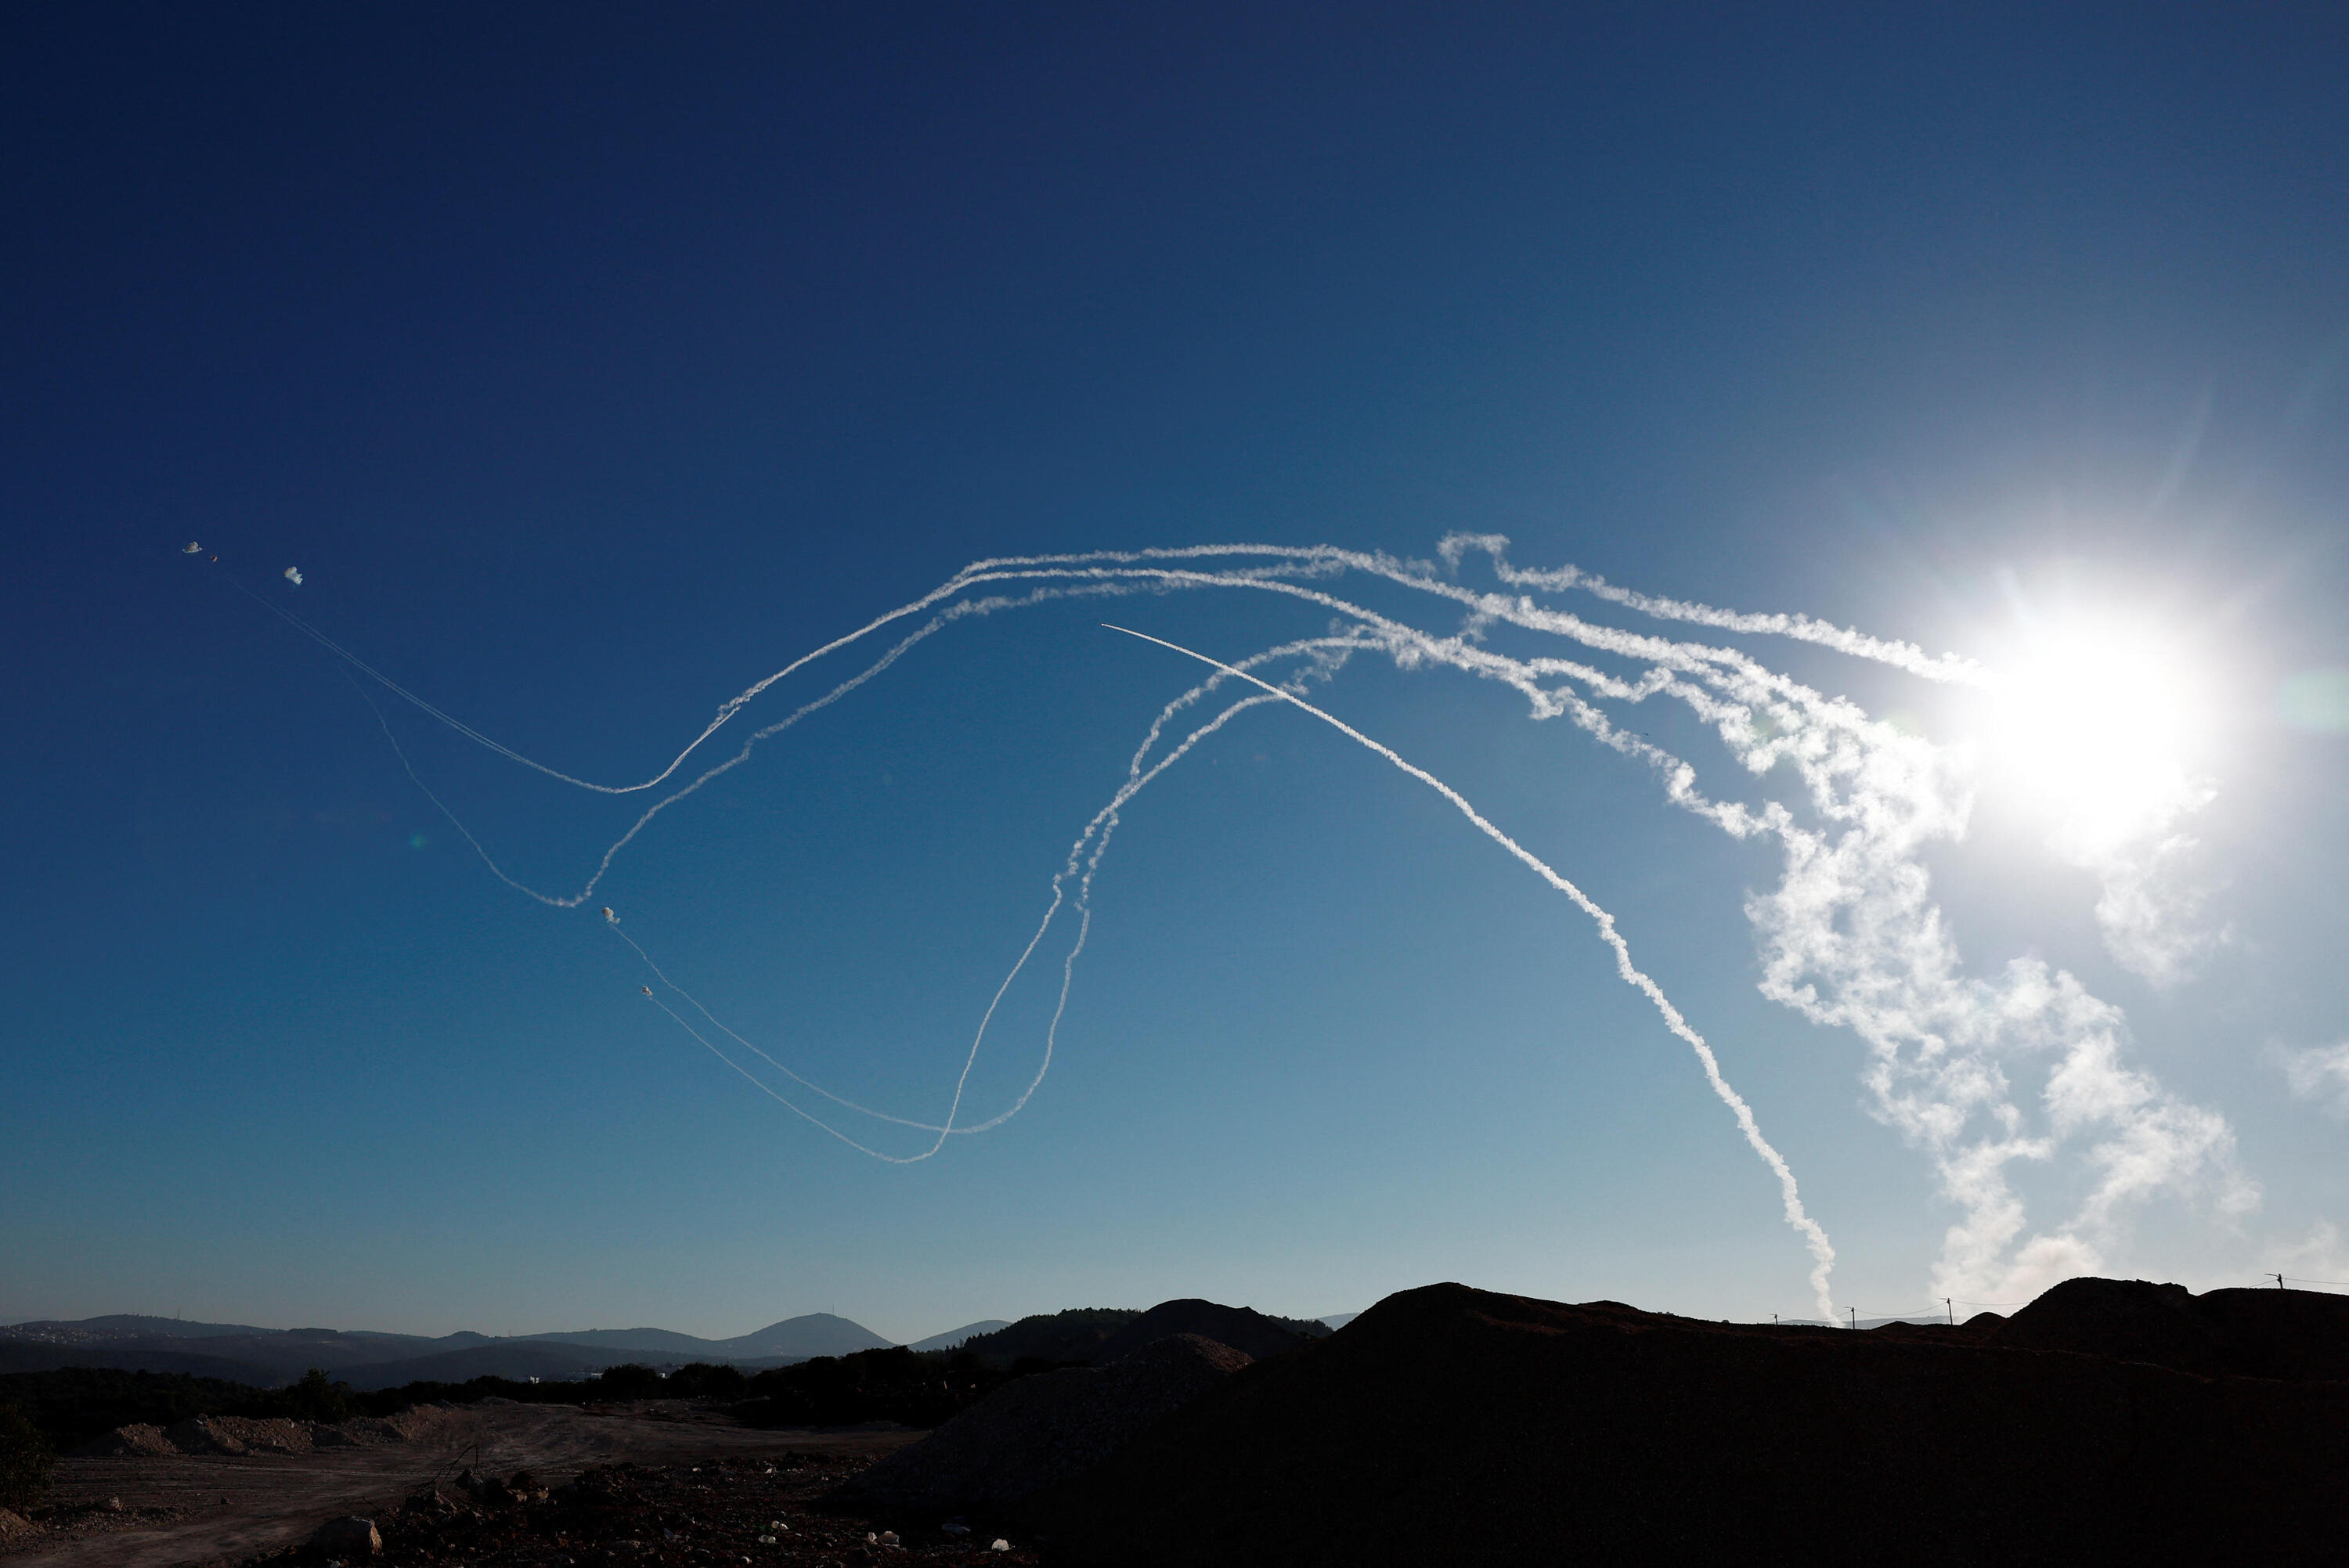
[245, 1453, 1043, 1568]
[1, 1402, 983, 1568]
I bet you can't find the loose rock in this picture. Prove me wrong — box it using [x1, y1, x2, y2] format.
[309, 1516, 381, 1556]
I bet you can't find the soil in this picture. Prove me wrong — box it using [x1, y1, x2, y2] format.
[1027, 1280, 2349, 1567]
[0, 1401, 938, 1568]
[836, 1336, 1251, 1516]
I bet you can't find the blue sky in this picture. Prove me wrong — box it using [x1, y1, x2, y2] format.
[5, 3, 2347, 1341]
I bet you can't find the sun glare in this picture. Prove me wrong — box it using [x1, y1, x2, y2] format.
[1983, 620, 2214, 856]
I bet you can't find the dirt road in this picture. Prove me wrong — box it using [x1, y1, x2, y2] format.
[4, 1402, 920, 1568]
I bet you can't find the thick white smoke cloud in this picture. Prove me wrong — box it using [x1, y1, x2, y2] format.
[226, 535, 2253, 1310]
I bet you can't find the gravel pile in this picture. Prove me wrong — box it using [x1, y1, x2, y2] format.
[834, 1334, 1251, 1516]
[76, 1422, 178, 1456]
[232, 1453, 1044, 1568]
[77, 1404, 449, 1456]
[160, 1415, 314, 1455]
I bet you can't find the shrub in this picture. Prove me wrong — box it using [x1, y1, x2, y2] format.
[285, 1368, 354, 1423]
[666, 1361, 745, 1398]
[593, 1364, 665, 1400]
[0, 1400, 54, 1512]
[738, 1346, 1004, 1428]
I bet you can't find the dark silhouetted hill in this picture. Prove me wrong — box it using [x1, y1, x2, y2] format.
[2, 1316, 281, 1343]
[955, 1303, 1326, 1370]
[0, 1341, 283, 1386]
[1986, 1274, 2349, 1380]
[1027, 1280, 2349, 1566]
[332, 1342, 616, 1390]
[955, 1310, 1142, 1368]
[1090, 1300, 1327, 1364]
[837, 1335, 1253, 1515]
[520, 1314, 889, 1361]
[0, 1310, 897, 1383]
[904, 1320, 1014, 1354]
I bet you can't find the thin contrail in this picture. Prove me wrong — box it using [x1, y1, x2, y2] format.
[1102, 622, 1839, 1316]
[613, 636, 1360, 1154]
[265, 553, 1841, 1304]
[191, 533, 2240, 1312]
[206, 539, 1983, 812]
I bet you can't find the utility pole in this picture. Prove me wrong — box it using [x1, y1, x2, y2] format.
[1944, 1298, 1954, 1325]
[2272, 1273, 2287, 1290]
[1848, 1307, 1857, 1331]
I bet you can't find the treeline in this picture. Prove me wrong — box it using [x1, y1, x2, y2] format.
[0, 1365, 590, 1462]
[0, 1346, 1070, 1509]
[731, 1346, 1028, 1428]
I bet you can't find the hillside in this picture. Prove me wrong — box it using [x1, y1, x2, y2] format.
[1027, 1279, 2349, 1565]
[905, 1320, 1014, 1354]
[0, 1310, 898, 1386]
[954, 1310, 1142, 1367]
[1091, 1300, 1328, 1363]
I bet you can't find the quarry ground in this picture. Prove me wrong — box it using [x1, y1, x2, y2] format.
[0, 1400, 1003, 1568]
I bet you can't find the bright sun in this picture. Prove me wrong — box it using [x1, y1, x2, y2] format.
[1983, 618, 2215, 857]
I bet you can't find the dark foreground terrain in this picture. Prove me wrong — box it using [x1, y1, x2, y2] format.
[9, 1278, 2343, 1567]
[1022, 1278, 2349, 1567]
[0, 1401, 987, 1568]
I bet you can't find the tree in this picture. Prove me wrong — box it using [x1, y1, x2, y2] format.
[666, 1361, 745, 1398]
[594, 1364, 664, 1400]
[286, 1368, 353, 1423]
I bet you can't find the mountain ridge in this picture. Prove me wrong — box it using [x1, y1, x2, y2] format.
[1, 1310, 911, 1385]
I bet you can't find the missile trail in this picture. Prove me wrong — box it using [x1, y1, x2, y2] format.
[203, 532, 2235, 1312]
[1102, 622, 1839, 1314]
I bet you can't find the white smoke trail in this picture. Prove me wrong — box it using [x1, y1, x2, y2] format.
[601, 636, 1366, 1158]
[209, 535, 2241, 1305]
[1436, 533, 1992, 685]
[1102, 623, 1840, 1317]
[226, 537, 1980, 806]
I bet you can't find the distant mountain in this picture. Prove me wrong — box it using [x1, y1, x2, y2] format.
[905, 1320, 1013, 1354]
[0, 1339, 284, 1384]
[334, 1341, 615, 1390]
[467, 1314, 892, 1362]
[514, 1328, 737, 1358]
[2, 1315, 278, 1342]
[0, 1325, 482, 1384]
[716, 1313, 893, 1359]
[1319, 1313, 1359, 1329]
[0, 1310, 893, 1379]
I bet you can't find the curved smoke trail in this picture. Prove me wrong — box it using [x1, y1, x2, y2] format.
[195, 535, 2244, 1310]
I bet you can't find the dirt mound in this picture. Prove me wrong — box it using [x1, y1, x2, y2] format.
[156, 1415, 313, 1455]
[1091, 1303, 1322, 1365]
[74, 1422, 177, 1456]
[1986, 1276, 2238, 1373]
[1989, 1277, 2349, 1382]
[370, 1407, 451, 1442]
[835, 1335, 1252, 1516]
[0, 1507, 38, 1544]
[83, 1408, 447, 1458]
[1026, 1281, 2349, 1566]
